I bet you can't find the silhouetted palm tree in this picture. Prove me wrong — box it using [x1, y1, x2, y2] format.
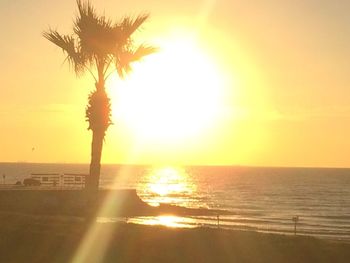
[43, 0, 155, 199]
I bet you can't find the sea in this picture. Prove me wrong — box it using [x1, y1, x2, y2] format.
[1, 163, 350, 242]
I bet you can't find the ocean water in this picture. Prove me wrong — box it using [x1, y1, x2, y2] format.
[1, 163, 350, 241]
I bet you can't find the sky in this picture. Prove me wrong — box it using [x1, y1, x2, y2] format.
[1, 0, 350, 167]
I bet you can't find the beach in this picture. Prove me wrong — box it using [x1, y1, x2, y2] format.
[0, 211, 349, 263]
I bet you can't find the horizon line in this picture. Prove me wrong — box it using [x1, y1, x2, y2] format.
[1, 162, 350, 170]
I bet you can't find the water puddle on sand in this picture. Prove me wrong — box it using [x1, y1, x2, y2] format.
[97, 215, 197, 228]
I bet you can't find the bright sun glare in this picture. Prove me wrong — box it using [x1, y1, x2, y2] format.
[106, 33, 227, 144]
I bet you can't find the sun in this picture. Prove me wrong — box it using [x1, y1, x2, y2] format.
[106, 32, 227, 145]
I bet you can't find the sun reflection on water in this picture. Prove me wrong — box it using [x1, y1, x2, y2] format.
[137, 166, 196, 206]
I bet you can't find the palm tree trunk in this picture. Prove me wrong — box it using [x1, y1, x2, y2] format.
[87, 130, 104, 194]
[84, 80, 111, 219]
[85, 129, 104, 218]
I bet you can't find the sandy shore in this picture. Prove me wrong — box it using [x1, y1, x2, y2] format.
[0, 211, 349, 263]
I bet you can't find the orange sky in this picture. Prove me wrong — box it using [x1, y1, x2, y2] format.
[1, 0, 350, 167]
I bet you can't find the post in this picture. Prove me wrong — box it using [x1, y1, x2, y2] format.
[292, 216, 299, 235]
[2, 174, 5, 185]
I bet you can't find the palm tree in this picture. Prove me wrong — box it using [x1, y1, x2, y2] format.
[43, 0, 156, 199]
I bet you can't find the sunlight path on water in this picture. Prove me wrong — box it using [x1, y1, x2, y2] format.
[137, 166, 197, 207]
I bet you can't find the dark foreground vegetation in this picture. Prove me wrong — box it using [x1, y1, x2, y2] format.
[0, 211, 349, 263]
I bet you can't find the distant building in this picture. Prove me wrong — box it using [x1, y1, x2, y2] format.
[30, 173, 87, 187]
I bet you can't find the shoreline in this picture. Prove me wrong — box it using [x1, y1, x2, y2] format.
[1, 211, 350, 262]
[102, 215, 350, 244]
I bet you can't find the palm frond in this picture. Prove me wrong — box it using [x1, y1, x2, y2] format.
[45, 1, 156, 82]
[114, 44, 157, 78]
[74, 0, 117, 63]
[120, 14, 149, 38]
[43, 29, 86, 75]
[130, 45, 158, 62]
[77, 0, 97, 21]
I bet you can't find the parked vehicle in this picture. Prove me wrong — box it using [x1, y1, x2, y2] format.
[23, 178, 41, 186]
